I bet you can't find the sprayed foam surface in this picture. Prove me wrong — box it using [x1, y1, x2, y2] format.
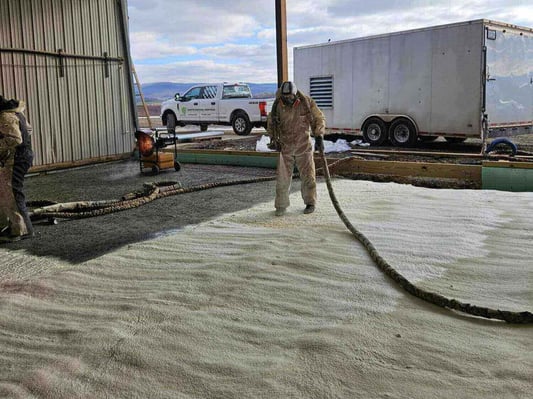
[0, 180, 531, 398]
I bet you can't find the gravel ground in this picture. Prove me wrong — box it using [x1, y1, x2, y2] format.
[4, 159, 279, 263]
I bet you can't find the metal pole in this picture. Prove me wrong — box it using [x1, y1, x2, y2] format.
[117, 0, 139, 132]
[275, 0, 288, 87]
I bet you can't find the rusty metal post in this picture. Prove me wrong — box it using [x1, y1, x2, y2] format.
[275, 0, 288, 87]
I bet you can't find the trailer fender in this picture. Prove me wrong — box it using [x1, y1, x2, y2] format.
[362, 113, 418, 127]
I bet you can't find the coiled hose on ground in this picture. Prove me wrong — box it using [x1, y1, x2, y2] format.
[29, 156, 533, 324]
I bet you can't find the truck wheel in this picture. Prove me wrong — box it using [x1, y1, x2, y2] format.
[166, 113, 177, 133]
[445, 137, 466, 144]
[200, 124, 208, 132]
[232, 112, 252, 135]
[389, 118, 417, 147]
[362, 117, 388, 145]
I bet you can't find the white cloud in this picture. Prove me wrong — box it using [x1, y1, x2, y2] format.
[199, 43, 275, 61]
[135, 59, 275, 84]
[127, 0, 533, 84]
[130, 32, 197, 60]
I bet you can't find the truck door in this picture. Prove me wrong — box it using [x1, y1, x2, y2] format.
[178, 86, 202, 121]
[197, 85, 218, 122]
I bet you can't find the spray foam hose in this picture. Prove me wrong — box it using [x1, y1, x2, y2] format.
[318, 147, 533, 324]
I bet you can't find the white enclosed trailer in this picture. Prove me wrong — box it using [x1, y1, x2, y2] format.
[294, 19, 532, 147]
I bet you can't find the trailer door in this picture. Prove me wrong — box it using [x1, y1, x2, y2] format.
[484, 23, 533, 137]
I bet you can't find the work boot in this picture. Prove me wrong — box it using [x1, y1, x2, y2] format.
[304, 205, 315, 214]
[275, 208, 286, 217]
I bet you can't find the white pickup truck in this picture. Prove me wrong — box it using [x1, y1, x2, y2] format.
[160, 83, 273, 135]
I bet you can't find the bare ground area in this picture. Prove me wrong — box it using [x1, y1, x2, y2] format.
[5, 160, 278, 263]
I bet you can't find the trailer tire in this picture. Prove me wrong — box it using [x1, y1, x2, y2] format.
[362, 117, 388, 146]
[174, 161, 181, 172]
[232, 112, 252, 135]
[389, 118, 417, 147]
[485, 137, 517, 156]
[200, 124, 208, 132]
[166, 112, 177, 133]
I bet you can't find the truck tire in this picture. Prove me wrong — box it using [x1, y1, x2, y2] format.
[166, 112, 177, 133]
[232, 112, 252, 135]
[200, 124, 208, 132]
[389, 118, 417, 147]
[362, 117, 388, 146]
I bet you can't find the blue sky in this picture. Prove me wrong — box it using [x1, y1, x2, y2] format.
[127, 0, 533, 84]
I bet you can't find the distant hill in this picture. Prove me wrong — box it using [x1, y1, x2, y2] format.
[138, 82, 278, 103]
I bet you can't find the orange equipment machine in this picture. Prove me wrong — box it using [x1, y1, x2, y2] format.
[135, 129, 181, 175]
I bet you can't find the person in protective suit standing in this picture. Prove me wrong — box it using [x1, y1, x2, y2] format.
[267, 81, 326, 216]
[0, 96, 34, 242]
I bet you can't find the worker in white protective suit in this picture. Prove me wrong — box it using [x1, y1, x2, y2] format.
[267, 81, 326, 216]
[0, 96, 33, 242]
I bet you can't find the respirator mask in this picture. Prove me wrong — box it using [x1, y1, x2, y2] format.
[280, 81, 297, 106]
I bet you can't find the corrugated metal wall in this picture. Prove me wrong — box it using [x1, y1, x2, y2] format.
[0, 0, 136, 168]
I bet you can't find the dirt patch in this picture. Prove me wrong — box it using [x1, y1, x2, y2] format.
[2, 160, 278, 263]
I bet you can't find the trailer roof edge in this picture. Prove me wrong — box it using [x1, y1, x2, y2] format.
[294, 19, 532, 50]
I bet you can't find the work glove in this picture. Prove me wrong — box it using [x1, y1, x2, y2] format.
[267, 139, 281, 151]
[314, 136, 324, 152]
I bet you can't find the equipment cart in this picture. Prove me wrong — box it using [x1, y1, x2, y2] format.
[135, 128, 181, 175]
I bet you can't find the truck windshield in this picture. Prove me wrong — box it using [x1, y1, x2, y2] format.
[222, 84, 252, 99]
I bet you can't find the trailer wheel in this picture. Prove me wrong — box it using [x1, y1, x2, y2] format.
[174, 161, 181, 172]
[445, 137, 466, 144]
[166, 112, 177, 133]
[200, 124, 208, 132]
[151, 165, 160, 175]
[232, 112, 252, 135]
[362, 117, 388, 146]
[389, 118, 417, 147]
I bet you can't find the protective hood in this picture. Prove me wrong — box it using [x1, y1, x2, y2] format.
[0, 97, 25, 113]
[280, 81, 297, 96]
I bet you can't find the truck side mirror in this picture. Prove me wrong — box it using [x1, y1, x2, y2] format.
[174, 93, 180, 101]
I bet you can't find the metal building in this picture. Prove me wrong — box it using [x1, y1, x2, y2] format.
[0, 0, 137, 170]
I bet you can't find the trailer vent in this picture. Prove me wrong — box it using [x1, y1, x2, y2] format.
[309, 76, 333, 109]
